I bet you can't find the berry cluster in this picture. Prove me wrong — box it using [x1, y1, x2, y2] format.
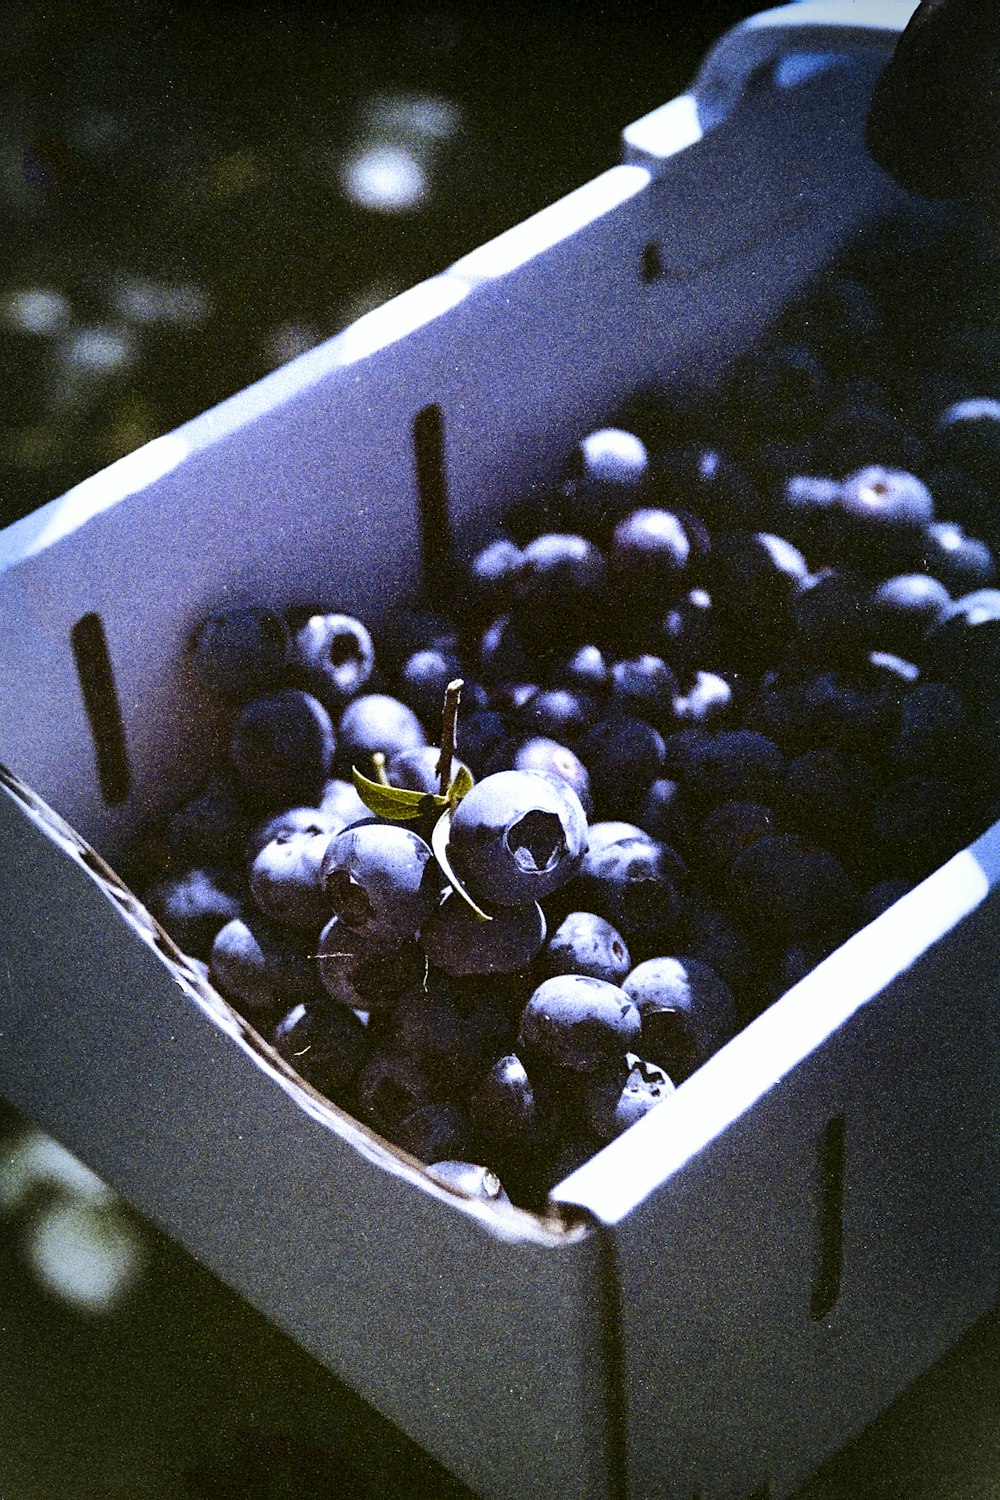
[133, 202, 1000, 1210]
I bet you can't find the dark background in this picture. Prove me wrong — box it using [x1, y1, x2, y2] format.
[2, 3, 999, 1498]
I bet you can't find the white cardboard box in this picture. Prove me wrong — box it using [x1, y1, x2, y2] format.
[2, 5, 997, 1498]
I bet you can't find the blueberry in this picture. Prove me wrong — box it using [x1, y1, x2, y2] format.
[871, 574, 952, 660]
[699, 800, 778, 884]
[919, 521, 996, 593]
[320, 824, 441, 940]
[920, 589, 1000, 695]
[230, 690, 335, 808]
[250, 830, 333, 929]
[464, 537, 524, 622]
[377, 608, 458, 676]
[575, 834, 688, 955]
[355, 1050, 447, 1137]
[392, 983, 508, 1086]
[425, 1160, 511, 1204]
[676, 907, 755, 1002]
[653, 443, 763, 534]
[519, 975, 640, 1070]
[871, 774, 967, 879]
[728, 834, 852, 941]
[478, 614, 533, 687]
[512, 533, 608, 657]
[319, 776, 371, 829]
[816, 400, 921, 479]
[672, 671, 734, 730]
[384, 744, 470, 797]
[683, 730, 784, 813]
[637, 777, 691, 851]
[337, 693, 425, 773]
[542, 911, 632, 986]
[725, 341, 827, 446]
[931, 398, 1000, 489]
[145, 867, 243, 959]
[562, 427, 650, 534]
[925, 464, 993, 538]
[468, 1052, 554, 1158]
[609, 508, 691, 605]
[609, 654, 678, 729]
[316, 916, 424, 1012]
[837, 466, 934, 561]
[272, 1000, 371, 1102]
[165, 769, 250, 869]
[894, 681, 965, 776]
[211, 914, 320, 1016]
[775, 473, 842, 552]
[584, 1054, 674, 1141]
[856, 877, 914, 926]
[399, 646, 465, 726]
[796, 665, 902, 752]
[513, 687, 596, 743]
[782, 748, 877, 861]
[574, 715, 666, 817]
[504, 737, 593, 818]
[186, 607, 290, 700]
[420, 893, 547, 976]
[551, 643, 611, 698]
[394, 1101, 471, 1163]
[454, 707, 508, 779]
[585, 820, 652, 857]
[707, 531, 808, 662]
[246, 805, 342, 867]
[291, 613, 375, 711]
[792, 568, 872, 667]
[447, 769, 587, 908]
[624, 955, 736, 1081]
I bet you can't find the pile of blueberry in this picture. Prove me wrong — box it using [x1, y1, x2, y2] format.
[135, 201, 1000, 1210]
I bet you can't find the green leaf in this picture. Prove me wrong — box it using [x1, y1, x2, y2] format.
[447, 763, 474, 805]
[431, 806, 492, 922]
[352, 766, 447, 822]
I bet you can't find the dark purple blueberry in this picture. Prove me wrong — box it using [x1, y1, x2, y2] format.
[186, 607, 290, 700]
[919, 521, 996, 593]
[384, 744, 470, 797]
[658, 588, 723, 678]
[792, 569, 872, 667]
[455, 707, 509, 779]
[145, 867, 243, 959]
[782, 748, 878, 851]
[925, 464, 993, 538]
[707, 531, 808, 662]
[551, 643, 611, 698]
[624, 955, 736, 1081]
[609, 508, 691, 605]
[250, 830, 332, 929]
[316, 917, 424, 1012]
[420, 894, 547, 977]
[478, 614, 532, 686]
[377, 608, 458, 676]
[319, 776, 370, 829]
[653, 443, 763, 533]
[816, 401, 920, 479]
[425, 1160, 511, 1204]
[519, 975, 640, 1071]
[584, 820, 652, 859]
[677, 907, 755, 1002]
[921, 590, 1000, 695]
[337, 693, 425, 774]
[211, 914, 320, 1016]
[584, 1055, 674, 1141]
[272, 1000, 370, 1101]
[775, 473, 842, 552]
[230, 690, 336, 808]
[637, 777, 691, 850]
[795, 666, 902, 752]
[468, 1053, 553, 1157]
[871, 775, 967, 879]
[729, 834, 852, 941]
[871, 574, 952, 660]
[512, 533, 607, 657]
[672, 671, 734, 730]
[575, 834, 688, 955]
[837, 466, 934, 560]
[291, 613, 375, 711]
[164, 770, 250, 871]
[542, 911, 632, 986]
[514, 687, 596, 742]
[356, 1051, 447, 1137]
[447, 769, 587, 908]
[574, 715, 666, 818]
[399, 646, 465, 727]
[246, 804, 342, 867]
[683, 730, 784, 812]
[931, 398, 1000, 488]
[699, 800, 778, 884]
[894, 681, 966, 776]
[562, 427, 650, 534]
[320, 824, 441, 940]
[609, 654, 678, 729]
[391, 984, 506, 1086]
[465, 538, 524, 621]
[394, 1101, 471, 1163]
[505, 738, 593, 818]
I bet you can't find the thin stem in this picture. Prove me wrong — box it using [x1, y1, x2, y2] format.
[436, 678, 464, 796]
[371, 751, 390, 787]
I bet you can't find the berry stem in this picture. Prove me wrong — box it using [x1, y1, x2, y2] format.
[372, 751, 390, 787]
[436, 678, 463, 795]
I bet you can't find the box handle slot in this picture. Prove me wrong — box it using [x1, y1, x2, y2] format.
[70, 612, 131, 805]
[413, 402, 453, 606]
[811, 1112, 846, 1321]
